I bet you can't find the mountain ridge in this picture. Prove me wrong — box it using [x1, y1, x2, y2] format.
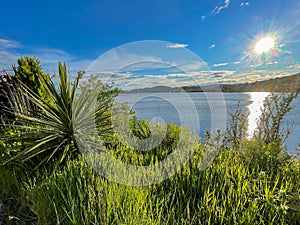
[123, 72, 300, 93]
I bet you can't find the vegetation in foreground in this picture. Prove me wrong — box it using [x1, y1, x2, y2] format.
[0, 57, 300, 224]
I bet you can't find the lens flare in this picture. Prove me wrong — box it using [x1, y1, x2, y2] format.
[254, 37, 275, 54]
[239, 32, 292, 71]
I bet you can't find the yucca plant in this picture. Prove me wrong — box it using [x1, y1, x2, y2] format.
[1, 62, 114, 170]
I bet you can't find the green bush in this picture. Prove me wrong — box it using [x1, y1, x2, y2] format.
[2, 62, 115, 171]
[254, 92, 298, 145]
[0, 72, 15, 127]
[12, 56, 50, 102]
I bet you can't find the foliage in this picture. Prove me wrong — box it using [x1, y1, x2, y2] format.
[1, 56, 51, 129]
[0, 72, 15, 127]
[225, 102, 249, 151]
[107, 121, 192, 168]
[2, 62, 114, 171]
[12, 56, 50, 102]
[26, 158, 158, 225]
[78, 73, 119, 142]
[1, 55, 300, 224]
[12, 143, 298, 225]
[0, 164, 38, 224]
[254, 92, 298, 145]
[129, 116, 151, 139]
[240, 139, 290, 173]
[78, 73, 119, 108]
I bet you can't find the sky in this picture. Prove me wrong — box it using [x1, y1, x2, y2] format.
[1, 0, 300, 90]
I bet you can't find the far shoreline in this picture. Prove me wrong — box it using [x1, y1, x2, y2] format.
[121, 72, 300, 94]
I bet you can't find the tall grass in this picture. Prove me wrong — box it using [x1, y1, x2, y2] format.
[6, 135, 297, 225]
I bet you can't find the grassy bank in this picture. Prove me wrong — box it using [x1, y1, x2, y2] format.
[1, 135, 300, 224]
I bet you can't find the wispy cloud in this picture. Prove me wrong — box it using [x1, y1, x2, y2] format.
[85, 49, 163, 79]
[0, 39, 22, 70]
[286, 64, 300, 70]
[211, 0, 230, 15]
[166, 43, 188, 49]
[0, 39, 21, 49]
[0, 37, 92, 73]
[33, 48, 75, 64]
[175, 61, 208, 72]
[201, 0, 230, 22]
[209, 44, 216, 49]
[213, 62, 229, 67]
[110, 69, 298, 91]
[240, 2, 250, 8]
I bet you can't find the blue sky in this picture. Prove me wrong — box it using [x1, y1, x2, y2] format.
[1, 0, 300, 89]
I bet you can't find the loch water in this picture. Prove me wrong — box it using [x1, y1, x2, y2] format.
[117, 92, 300, 153]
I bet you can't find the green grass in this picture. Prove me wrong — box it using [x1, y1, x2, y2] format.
[1, 133, 299, 224]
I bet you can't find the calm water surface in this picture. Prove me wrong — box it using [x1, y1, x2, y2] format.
[117, 92, 300, 153]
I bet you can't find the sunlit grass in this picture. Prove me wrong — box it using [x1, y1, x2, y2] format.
[1, 130, 299, 224]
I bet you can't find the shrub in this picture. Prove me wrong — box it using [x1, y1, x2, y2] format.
[225, 102, 249, 151]
[254, 92, 298, 145]
[2, 62, 115, 171]
[12, 56, 50, 102]
[0, 72, 15, 127]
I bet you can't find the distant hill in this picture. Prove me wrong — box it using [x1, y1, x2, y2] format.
[221, 73, 300, 92]
[125, 72, 300, 93]
[126, 85, 183, 93]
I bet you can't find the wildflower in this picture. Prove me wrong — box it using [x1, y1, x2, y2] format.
[259, 171, 265, 178]
[281, 205, 289, 210]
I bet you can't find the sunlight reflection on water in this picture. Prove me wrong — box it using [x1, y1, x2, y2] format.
[247, 92, 270, 138]
[117, 92, 299, 152]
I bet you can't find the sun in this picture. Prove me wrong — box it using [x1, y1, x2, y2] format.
[254, 37, 275, 54]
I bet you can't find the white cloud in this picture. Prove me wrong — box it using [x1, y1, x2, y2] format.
[174, 61, 208, 72]
[0, 39, 21, 49]
[166, 43, 189, 49]
[85, 49, 163, 78]
[220, 70, 295, 84]
[0, 50, 19, 71]
[84, 59, 208, 87]
[33, 48, 74, 64]
[201, 0, 230, 22]
[247, 74, 261, 81]
[25, 48, 88, 74]
[0, 39, 22, 70]
[286, 64, 300, 70]
[213, 63, 229, 67]
[240, 2, 250, 8]
[0, 38, 94, 74]
[105, 68, 299, 91]
[0, 50, 17, 59]
[68, 59, 94, 72]
[211, 0, 230, 15]
[209, 44, 216, 49]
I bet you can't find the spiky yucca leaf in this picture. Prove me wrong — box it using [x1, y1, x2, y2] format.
[2, 62, 113, 170]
